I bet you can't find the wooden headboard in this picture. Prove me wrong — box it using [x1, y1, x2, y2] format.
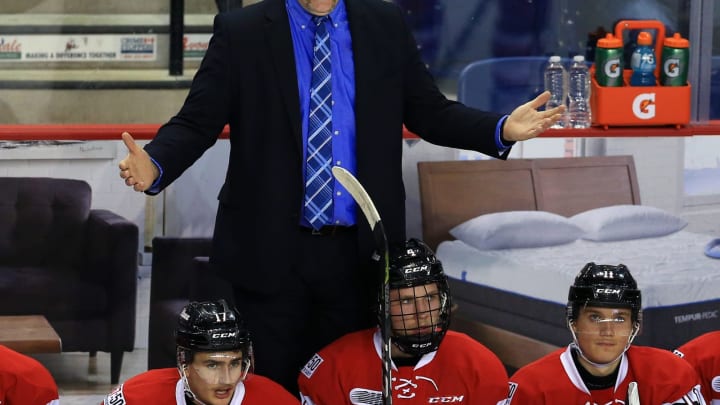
[418, 156, 641, 251]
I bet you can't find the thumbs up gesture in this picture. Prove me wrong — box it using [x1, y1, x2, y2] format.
[118, 132, 159, 192]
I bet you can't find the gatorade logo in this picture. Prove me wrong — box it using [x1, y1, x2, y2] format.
[664, 57, 680, 78]
[632, 93, 656, 120]
[603, 58, 622, 78]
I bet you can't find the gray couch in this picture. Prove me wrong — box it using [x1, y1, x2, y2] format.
[0, 177, 139, 384]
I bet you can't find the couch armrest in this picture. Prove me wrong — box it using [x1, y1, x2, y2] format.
[86, 209, 139, 350]
[150, 237, 213, 303]
[86, 209, 139, 292]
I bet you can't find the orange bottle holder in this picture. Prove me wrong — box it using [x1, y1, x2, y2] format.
[590, 20, 691, 128]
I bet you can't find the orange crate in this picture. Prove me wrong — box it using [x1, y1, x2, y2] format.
[590, 20, 691, 128]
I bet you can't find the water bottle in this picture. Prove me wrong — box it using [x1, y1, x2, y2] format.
[630, 31, 657, 86]
[543, 55, 567, 128]
[567, 55, 591, 128]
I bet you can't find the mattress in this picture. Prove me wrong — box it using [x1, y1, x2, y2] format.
[438, 230, 720, 349]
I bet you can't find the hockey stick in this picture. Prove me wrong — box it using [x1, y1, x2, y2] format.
[627, 381, 640, 405]
[332, 166, 392, 405]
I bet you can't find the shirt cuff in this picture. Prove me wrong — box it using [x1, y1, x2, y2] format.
[494, 115, 514, 152]
[147, 156, 164, 194]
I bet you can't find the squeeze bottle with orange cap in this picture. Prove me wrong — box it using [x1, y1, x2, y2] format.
[661, 33, 689, 86]
[630, 31, 656, 86]
[594, 33, 624, 87]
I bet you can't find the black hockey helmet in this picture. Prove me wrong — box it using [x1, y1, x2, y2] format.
[385, 238, 451, 356]
[567, 263, 642, 323]
[176, 299, 252, 353]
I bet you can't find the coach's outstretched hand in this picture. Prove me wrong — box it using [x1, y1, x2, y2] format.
[502, 91, 566, 142]
[118, 132, 159, 192]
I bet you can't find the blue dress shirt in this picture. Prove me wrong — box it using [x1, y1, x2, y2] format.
[287, 0, 357, 227]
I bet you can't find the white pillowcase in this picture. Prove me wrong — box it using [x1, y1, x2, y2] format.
[570, 205, 687, 242]
[449, 211, 583, 250]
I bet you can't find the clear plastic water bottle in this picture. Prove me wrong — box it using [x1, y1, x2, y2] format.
[630, 31, 657, 86]
[567, 55, 591, 128]
[543, 55, 567, 128]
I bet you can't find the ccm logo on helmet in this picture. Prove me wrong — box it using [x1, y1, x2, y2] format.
[595, 288, 621, 295]
[404, 265, 430, 274]
[212, 332, 237, 338]
[412, 342, 433, 348]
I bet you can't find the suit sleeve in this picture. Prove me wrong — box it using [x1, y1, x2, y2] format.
[389, 4, 505, 158]
[144, 12, 233, 191]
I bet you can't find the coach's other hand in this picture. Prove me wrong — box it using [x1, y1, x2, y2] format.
[118, 132, 159, 192]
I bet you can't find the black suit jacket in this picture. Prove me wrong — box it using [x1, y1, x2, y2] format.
[145, 0, 508, 289]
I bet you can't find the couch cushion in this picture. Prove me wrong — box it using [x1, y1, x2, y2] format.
[0, 266, 107, 318]
[0, 178, 91, 267]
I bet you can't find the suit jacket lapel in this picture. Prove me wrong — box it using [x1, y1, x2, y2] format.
[264, 0, 302, 153]
[346, 0, 385, 169]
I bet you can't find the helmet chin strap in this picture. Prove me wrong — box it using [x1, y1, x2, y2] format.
[567, 319, 640, 370]
[179, 364, 211, 405]
[177, 348, 211, 405]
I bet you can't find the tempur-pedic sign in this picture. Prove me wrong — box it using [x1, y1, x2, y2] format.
[674, 309, 719, 324]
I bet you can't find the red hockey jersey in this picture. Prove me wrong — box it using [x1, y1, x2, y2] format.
[298, 328, 508, 404]
[675, 331, 720, 404]
[507, 345, 705, 405]
[0, 344, 59, 405]
[102, 367, 299, 405]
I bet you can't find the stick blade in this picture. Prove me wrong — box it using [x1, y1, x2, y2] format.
[332, 166, 381, 230]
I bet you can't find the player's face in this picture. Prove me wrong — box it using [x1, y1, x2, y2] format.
[572, 306, 634, 371]
[389, 282, 444, 337]
[297, 0, 338, 16]
[186, 350, 246, 405]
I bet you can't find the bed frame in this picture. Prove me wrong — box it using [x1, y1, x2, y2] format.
[418, 155, 641, 370]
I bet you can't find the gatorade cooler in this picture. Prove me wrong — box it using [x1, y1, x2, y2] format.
[590, 20, 691, 128]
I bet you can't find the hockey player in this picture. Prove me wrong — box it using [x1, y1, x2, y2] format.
[298, 238, 508, 405]
[102, 299, 299, 405]
[0, 344, 59, 405]
[505, 263, 706, 405]
[674, 331, 720, 404]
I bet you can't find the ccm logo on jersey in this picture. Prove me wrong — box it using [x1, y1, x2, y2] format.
[428, 395, 464, 403]
[301, 354, 324, 378]
[632, 93, 656, 120]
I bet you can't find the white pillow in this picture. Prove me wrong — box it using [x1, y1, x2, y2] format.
[570, 205, 687, 242]
[449, 211, 583, 250]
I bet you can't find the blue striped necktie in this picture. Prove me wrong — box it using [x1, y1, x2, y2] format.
[304, 16, 333, 230]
